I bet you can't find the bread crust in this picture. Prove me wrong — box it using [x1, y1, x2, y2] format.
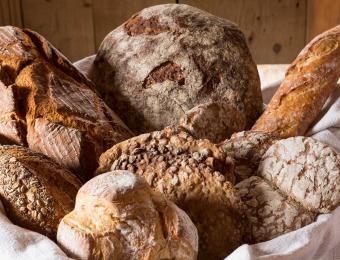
[0, 26, 133, 181]
[57, 170, 198, 260]
[252, 25, 340, 138]
[0, 145, 81, 238]
[97, 126, 248, 259]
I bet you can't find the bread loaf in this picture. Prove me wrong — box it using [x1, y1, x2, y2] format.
[0, 145, 81, 238]
[252, 25, 340, 138]
[0, 26, 133, 181]
[235, 176, 315, 243]
[97, 126, 248, 259]
[219, 131, 278, 182]
[57, 170, 198, 260]
[258, 136, 340, 213]
[91, 4, 262, 139]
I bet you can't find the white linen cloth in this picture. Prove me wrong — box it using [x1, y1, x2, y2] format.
[0, 61, 338, 260]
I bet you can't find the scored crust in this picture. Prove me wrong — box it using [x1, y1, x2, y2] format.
[57, 171, 198, 260]
[235, 176, 316, 243]
[0, 145, 81, 238]
[258, 136, 340, 213]
[97, 126, 248, 259]
[219, 131, 278, 182]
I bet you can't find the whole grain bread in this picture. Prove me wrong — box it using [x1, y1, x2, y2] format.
[252, 25, 340, 138]
[0, 26, 133, 181]
[97, 126, 248, 260]
[258, 136, 340, 213]
[0, 145, 81, 239]
[57, 170, 198, 260]
[91, 4, 262, 138]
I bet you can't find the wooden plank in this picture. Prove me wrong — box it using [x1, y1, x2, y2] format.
[307, 0, 340, 41]
[0, 0, 22, 27]
[21, 0, 95, 62]
[180, 0, 307, 64]
[92, 0, 175, 49]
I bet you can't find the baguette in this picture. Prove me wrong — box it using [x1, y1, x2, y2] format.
[252, 25, 340, 137]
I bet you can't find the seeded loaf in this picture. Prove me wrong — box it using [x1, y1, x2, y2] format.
[235, 176, 316, 243]
[219, 131, 278, 182]
[57, 170, 198, 260]
[97, 126, 248, 260]
[252, 25, 340, 138]
[0, 26, 133, 182]
[258, 136, 340, 213]
[91, 4, 262, 139]
[0, 145, 81, 239]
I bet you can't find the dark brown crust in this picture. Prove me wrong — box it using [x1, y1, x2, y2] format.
[252, 25, 340, 138]
[124, 14, 170, 36]
[0, 26, 133, 181]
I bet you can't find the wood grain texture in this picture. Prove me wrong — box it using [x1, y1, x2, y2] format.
[307, 0, 340, 41]
[0, 0, 22, 27]
[21, 0, 95, 61]
[180, 0, 307, 64]
[92, 0, 174, 49]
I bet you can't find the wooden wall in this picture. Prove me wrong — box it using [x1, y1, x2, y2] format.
[0, 0, 339, 63]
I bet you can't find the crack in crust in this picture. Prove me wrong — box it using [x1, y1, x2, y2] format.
[124, 14, 170, 36]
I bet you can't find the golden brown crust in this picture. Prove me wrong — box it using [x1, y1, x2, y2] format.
[97, 127, 248, 259]
[0, 145, 81, 239]
[57, 171, 198, 260]
[0, 26, 133, 181]
[252, 25, 340, 138]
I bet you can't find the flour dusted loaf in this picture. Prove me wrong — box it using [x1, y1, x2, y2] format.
[57, 170, 198, 260]
[219, 131, 278, 182]
[258, 136, 340, 213]
[97, 126, 248, 260]
[235, 176, 315, 243]
[252, 25, 340, 138]
[91, 4, 262, 139]
[0, 145, 81, 238]
[0, 26, 133, 182]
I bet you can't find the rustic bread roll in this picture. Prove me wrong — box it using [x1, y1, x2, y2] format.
[252, 25, 340, 138]
[219, 131, 278, 182]
[0, 145, 81, 238]
[91, 4, 262, 137]
[97, 127, 248, 260]
[235, 176, 316, 243]
[0, 26, 133, 181]
[179, 102, 246, 143]
[258, 136, 340, 213]
[57, 170, 198, 260]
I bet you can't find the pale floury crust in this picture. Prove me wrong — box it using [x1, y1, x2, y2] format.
[258, 136, 340, 213]
[235, 176, 316, 243]
[97, 126, 248, 260]
[91, 4, 262, 135]
[57, 170, 198, 260]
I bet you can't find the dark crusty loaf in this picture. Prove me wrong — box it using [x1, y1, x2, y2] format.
[0, 26, 133, 181]
[57, 170, 198, 260]
[97, 126, 248, 260]
[0, 145, 81, 239]
[252, 25, 340, 138]
[91, 4, 262, 139]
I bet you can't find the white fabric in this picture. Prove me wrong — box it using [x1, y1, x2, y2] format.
[0, 200, 71, 260]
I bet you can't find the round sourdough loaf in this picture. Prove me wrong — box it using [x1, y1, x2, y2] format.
[258, 136, 340, 213]
[97, 127, 248, 259]
[91, 4, 262, 137]
[57, 170, 198, 260]
[0, 145, 81, 239]
[235, 176, 315, 243]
